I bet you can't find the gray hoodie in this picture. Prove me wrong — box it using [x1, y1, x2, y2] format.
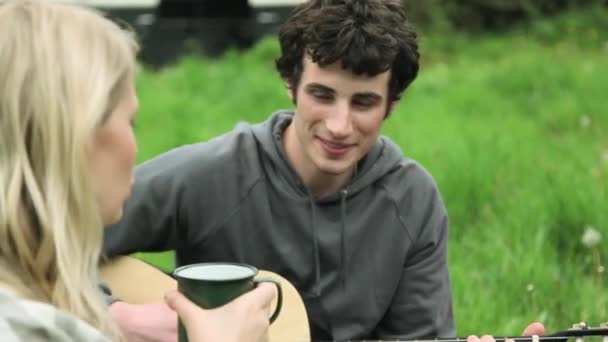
[103, 111, 455, 340]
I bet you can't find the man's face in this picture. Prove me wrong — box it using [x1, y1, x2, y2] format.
[288, 56, 393, 180]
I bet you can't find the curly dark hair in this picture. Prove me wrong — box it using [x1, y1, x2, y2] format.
[275, 0, 419, 107]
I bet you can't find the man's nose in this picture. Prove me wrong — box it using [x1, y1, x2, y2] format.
[325, 102, 353, 138]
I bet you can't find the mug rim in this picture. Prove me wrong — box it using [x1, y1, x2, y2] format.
[173, 262, 259, 282]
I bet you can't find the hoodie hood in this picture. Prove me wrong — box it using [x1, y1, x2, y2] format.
[251, 110, 405, 200]
[251, 110, 406, 295]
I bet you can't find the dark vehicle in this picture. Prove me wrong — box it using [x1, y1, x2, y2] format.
[57, 0, 304, 67]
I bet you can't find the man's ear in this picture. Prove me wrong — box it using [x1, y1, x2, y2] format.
[286, 84, 297, 104]
[286, 84, 293, 100]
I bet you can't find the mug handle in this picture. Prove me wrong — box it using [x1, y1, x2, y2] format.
[253, 277, 283, 323]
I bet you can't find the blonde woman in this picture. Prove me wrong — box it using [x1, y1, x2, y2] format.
[0, 0, 274, 341]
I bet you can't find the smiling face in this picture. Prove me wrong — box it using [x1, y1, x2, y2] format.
[89, 76, 139, 225]
[283, 56, 394, 195]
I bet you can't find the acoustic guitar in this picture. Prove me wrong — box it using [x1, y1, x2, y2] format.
[99, 256, 310, 342]
[101, 257, 608, 342]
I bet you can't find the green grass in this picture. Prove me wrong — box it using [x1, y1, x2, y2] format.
[130, 7, 607, 336]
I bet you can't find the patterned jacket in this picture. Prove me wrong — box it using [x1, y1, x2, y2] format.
[0, 289, 109, 341]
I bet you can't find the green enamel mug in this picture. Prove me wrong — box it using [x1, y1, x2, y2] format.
[173, 262, 283, 342]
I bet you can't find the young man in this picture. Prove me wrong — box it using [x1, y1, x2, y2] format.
[104, 1, 452, 340]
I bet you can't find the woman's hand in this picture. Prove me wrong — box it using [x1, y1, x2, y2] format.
[164, 283, 276, 342]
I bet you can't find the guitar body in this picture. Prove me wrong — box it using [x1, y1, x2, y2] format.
[100, 257, 608, 342]
[100, 256, 310, 342]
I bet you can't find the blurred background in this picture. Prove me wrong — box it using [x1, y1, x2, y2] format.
[69, 0, 607, 336]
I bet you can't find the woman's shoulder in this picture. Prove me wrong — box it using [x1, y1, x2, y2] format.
[0, 289, 109, 342]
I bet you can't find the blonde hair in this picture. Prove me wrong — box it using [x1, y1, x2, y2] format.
[0, 0, 138, 339]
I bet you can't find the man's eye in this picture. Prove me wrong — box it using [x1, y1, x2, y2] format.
[353, 100, 373, 108]
[312, 92, 332, 101]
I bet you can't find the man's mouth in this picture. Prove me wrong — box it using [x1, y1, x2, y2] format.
[317, 137, 354, 156]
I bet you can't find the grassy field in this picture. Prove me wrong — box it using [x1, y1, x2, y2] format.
[130, 7, 607, 336]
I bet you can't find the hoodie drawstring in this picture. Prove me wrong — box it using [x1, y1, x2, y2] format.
[340, 189, 348, 289]
[309, 190, 349, 296]
[309, 196, 321, 296]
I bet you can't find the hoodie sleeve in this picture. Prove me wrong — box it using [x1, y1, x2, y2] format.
[373, 167, 456, 339]
[102, 145, 195, 257]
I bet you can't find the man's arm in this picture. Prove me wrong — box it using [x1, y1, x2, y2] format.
[101, 148, 196, 341]
[109, 301, 178, 342]
[101, 169, 183, 342]
[374, 173, 455, 339]
[103, 146, 194, 257]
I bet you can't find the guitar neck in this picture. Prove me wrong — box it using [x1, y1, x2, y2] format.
[408, 328, 608, 342]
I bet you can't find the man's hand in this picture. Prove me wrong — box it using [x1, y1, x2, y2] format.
[522, 322, 545, 336]
[164, 283, 276, 342]
[466, 322, 546, 342]
[109, 301, 177, 342]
